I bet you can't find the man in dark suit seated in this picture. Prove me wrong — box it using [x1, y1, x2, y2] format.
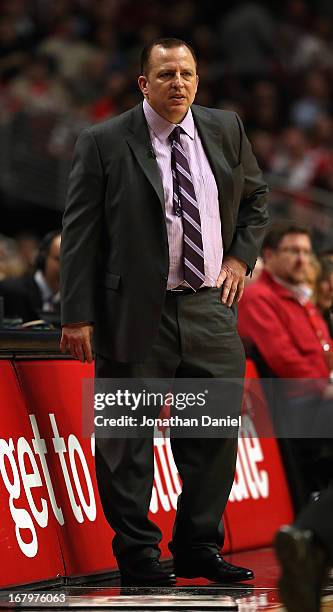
[60, 37, 269, 586]
[0, 230, 61, 324]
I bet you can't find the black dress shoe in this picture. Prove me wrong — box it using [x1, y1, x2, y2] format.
[120, 558, 176, 587]
[275, 526, 329, 612]
[174, 552, 254, 583]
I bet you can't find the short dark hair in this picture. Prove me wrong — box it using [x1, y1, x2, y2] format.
[318, 248, 333, 258]
[140, 37, 197, 75]
[262, 222, 311, 251]
[35, 230, 61, 272]
[318, 257, 333, 282]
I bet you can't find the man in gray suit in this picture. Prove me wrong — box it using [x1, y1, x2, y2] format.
[60, 38, 269, 586]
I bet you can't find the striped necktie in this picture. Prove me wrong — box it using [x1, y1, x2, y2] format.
[170, 126, 205, 290]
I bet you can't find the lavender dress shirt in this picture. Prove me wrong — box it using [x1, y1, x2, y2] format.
[143, 100, 223, 289]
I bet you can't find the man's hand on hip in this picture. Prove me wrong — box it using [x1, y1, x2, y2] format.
[216, 256, 247, 306]
[60, 323, 94, 363]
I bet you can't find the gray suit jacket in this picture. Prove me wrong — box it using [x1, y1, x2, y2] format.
[60, 103, 269, 361]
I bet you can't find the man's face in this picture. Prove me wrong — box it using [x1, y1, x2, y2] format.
[44, 235, 61, 292]
[265, 233, 312, 285]
[138, 44, 199, 124]
[318, 272, 333, 311]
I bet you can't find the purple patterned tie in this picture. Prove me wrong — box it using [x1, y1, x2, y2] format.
[170, 126, 205, 290]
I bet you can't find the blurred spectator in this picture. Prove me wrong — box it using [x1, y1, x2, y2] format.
[290, 16, 333, 73]
[238, 222, 333, 505]
[310, 114, 333, 150]
[2, 0, 333, 235]
[34, 0, 75, 30]
[0, 230, 61, 323]
[164, 0, 198, 41]
[270, 128, 311, 189]
[290, 71, 332, 131]
[89, 0, 123, 28]
[270, 127, 333, 192]
[0, 16, 30, 81]
[277, 0, 311, 74]
[72, 49, 110, 105]
[0, 234, 26, 280]
[239, 223, 330, 380]
[47, 101, 91, 157]
[38, 16, 97, 81]
[250, 130, 275, 173]
[305, 252, 320, 296]
[89, 71, 132, 121]
[2, 0, 36, 39]
[238, 222, 331, 381]
[247, 81, 281, 133]
[219, 2, 276, 85]
[315, 258, 333, 338]
[7, 54, 69, 112]
[14, 231, 39, 273]
[318, 249, 333, 263]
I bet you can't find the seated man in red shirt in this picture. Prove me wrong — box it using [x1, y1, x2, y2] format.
[239, 222, 331, 381]
[238, 222, 333, 505]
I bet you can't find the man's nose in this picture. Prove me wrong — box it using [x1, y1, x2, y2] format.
[172, 73, 183, 87]
[298, 252, 309, 264]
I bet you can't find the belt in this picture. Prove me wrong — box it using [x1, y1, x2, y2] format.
[167, 286, 213, 295]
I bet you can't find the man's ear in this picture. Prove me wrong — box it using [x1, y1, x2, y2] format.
[138, 75, 149, 98]
[262, 247, 274, 264]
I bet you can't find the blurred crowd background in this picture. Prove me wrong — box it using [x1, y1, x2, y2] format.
[1, 0, 333, 296]
[1, 0, 333, 536]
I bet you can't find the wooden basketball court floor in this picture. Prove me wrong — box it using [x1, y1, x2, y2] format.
[0, 548, 332, 610]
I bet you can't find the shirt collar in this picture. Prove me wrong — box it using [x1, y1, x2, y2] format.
[143, 99, 194, 143]
[272, 273, 312, 305]
[34, 270, 51, 300]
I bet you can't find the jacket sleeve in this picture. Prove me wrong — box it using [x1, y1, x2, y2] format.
[227, 113, 269, 273]
[60, 128, 105, 325]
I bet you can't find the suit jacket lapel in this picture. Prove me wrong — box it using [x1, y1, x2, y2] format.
[125, 104, 165, 212]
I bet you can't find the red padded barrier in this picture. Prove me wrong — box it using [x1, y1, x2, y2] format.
[0, 358, 294, 587]
[0, 361, 64, 588]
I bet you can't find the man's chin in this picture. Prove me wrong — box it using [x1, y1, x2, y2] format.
[167, 107, 189, 123]
[287, 274, 307, 285]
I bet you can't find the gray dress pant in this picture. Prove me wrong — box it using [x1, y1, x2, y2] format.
[94, 288, 245, 566]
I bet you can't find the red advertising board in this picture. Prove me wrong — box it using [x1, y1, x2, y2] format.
[0, 360, 64, 587]
[0, 357, 294, 587]
[15, 360, 117, 579]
